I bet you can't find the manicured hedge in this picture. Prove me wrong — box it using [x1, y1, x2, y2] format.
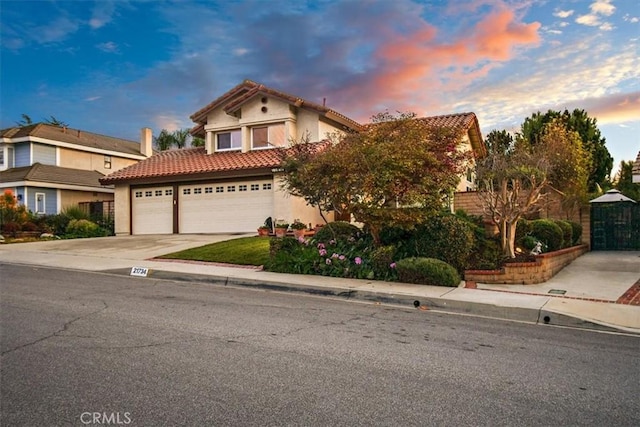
[568, 221, 582, 245]
[554, 220, 573, 248]
[530, 219, 564, 251]
[396, 257, 461, 287]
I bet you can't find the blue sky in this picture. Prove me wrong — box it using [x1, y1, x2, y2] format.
[1, 0, 638, 176]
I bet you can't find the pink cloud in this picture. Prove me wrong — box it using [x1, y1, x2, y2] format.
[326, 7, 541, 122]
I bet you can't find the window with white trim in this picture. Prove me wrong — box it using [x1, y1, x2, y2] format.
[216, 186, 224, 193]
[216, 129, 241, 151]
[155, 190, 162, 196]
[205, 187, 213, 194]
[252, 123, 285, 149]
[227, 185, 236, 192]
[135, 191, 143, 198]
[263, 183, 272, 190]
[239, 185, 247, 192]
[194, 188, 202, 194]
[183, 188, 191, 195]
[145, 191, 153, 197]
[35, 193, 46, 214]
[251, 184, 259, 191]
[104, 155, 112, 169]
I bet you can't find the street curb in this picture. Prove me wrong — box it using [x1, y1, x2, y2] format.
[105, 267, 628, 334]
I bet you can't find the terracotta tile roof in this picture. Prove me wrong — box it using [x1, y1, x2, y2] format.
[365, 112, 484, 157]
[189, 79, 363, 134]
[0, 163, 109, 188]
[0, 123, 143, 157]
[633, 151, 640, 175]
[100, 147, 287, 184]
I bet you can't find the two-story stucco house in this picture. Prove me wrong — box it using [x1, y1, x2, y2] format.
[0, 123, 151, 216]
[100, 80, 484, 235]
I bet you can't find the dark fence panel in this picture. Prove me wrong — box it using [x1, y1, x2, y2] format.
[591, 202, 640, 250]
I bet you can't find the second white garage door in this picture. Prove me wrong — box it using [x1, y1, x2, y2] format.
[178, 180, 273, 233]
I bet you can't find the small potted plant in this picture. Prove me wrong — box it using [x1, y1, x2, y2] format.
[257, 217, 273, 237]
[274, 221, 289, 238]
[290, 220, 307, 239]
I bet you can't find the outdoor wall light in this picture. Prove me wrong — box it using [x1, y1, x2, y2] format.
[16, 194, 22, 201]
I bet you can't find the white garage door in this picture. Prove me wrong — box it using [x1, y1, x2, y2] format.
[179, 180, 273, 233]
[132, 186, 173, 234]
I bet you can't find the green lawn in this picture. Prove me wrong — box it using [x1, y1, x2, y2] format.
[158, 236, 271, 266]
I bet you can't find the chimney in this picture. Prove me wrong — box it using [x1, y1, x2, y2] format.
[140, 127, 153, 157]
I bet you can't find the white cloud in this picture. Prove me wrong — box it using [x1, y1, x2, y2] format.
[233, 48, 249, 56]
[85, 96, 101, 102]
[590, 0, 615, 16]
[546, 29, 563, 35]
[90, 2, 116, 29]
[623, 14, 639, 23]
[554, 10, 574, 18]
[576, 14, 600, 26]
[96, 41, 118, 53]
[599, 22, 614, 31]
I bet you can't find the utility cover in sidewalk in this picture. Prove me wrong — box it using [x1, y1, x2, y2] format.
[548, 289, 567, 295]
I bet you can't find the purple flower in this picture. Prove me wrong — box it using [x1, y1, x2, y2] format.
[390, 262, 397, 269]
[298, 236, 306, 243]
[325, 258, 332, 265]
[355, 257, 362, 265]
[319, 249, 327, 256]
[317, 243, 325, 249]
[339, 255, 346, 261]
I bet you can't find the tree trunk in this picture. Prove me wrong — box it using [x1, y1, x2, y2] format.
[505, 220, 517, 258]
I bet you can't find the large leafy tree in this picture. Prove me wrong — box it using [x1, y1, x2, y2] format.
[280, 112, 469, 243]
[614, 160, 640, 201]
[520, 109, 612, 192]
[477, 130, 551, 258]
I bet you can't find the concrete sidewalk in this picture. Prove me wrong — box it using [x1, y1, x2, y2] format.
[1, 235, 639, 334]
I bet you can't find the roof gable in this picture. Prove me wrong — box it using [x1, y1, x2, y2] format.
[0, 123, 143, 157]
[189, 79, 363, 133]
[0, 163, 108, 188]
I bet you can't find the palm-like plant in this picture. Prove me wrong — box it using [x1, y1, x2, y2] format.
[154, 129, 175, 151]
[173, 129, 190, 149]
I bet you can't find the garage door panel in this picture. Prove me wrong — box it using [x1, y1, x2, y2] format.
[132, 186, 173, 234]
[179, 181, 272, 233]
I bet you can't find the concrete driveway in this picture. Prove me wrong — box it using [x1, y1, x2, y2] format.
[0, 234, 252, 268]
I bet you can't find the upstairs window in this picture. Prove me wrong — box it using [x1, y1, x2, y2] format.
[104, 155, 112, 169]
[252, 123, 285, 149]
[216, 130, 241, 151]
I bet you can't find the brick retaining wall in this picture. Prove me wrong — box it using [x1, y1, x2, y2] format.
[464, 244, 589, 285]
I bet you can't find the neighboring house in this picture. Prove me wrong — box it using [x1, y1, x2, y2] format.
[633, 150, 640, 184]
[101, 80, 485, 235]
[0, 123, 152, 216]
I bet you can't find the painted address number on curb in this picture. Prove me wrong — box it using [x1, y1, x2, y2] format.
[130, 267, 150, 277]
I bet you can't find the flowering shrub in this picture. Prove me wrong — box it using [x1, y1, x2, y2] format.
[266, 234, 398, 281]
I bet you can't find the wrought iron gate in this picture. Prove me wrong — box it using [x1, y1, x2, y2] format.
[591, 202, 640, 250]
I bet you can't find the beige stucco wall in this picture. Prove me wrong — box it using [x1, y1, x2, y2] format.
[240, 97, 294, 125]
[114, 184, 131, 235]
[296, 109, 320, 141]
[58, 148, 138, 175]
[271, 174, 326, 227]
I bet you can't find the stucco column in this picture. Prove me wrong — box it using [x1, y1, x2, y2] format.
[205, 131, 214, 154]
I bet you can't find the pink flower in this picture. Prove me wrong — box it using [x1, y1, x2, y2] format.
[339, 255, 346, 261]
[355, 257, 362, 265]
[325, 258, 332, 265]
[317, 243, 325, 249]
[332, 253, 339, 259]
[390, 262, 397, 269]
[329, 239, 336, 245]
[319, 249, 327, 256]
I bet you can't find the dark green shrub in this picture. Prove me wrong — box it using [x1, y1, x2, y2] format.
[370, 245, 397, 280]
[468, 236, 504, 270]
[314, 221, 361, 242]
[515, 218, 532, 246]
[568, 221, 582, 245]
[65, 219, 105, 238]
[521, 235, 539, 251]
[402, 214, 474, 273]
[554, 220, 573, 248]
[396, 257, 461, 287]
[530, 219, 563, 251]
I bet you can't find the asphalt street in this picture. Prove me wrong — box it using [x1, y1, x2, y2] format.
[1, 262, 639, 426]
